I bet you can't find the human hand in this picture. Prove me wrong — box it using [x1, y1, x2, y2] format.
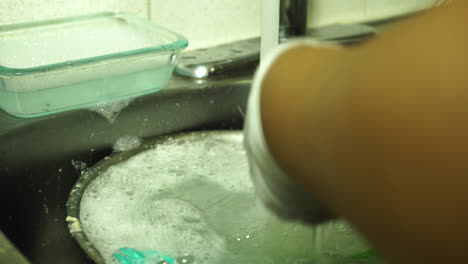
[243, 40, 335, 225]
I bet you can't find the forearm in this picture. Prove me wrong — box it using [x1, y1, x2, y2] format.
[260, 2, 468, 264]
[260, 44, 347, 207]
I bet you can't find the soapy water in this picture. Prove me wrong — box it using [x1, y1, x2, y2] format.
[0, 18, 159, 69]
[79, 135, 373, 264]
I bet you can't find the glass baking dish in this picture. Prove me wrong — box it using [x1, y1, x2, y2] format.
[0, 12, 188, 118]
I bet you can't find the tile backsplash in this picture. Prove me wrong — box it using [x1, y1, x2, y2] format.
[308, 0, 439, 27]
[150, 0, 261, 50]
[0, 0, 148, 24]
[0, 0, 441, 50]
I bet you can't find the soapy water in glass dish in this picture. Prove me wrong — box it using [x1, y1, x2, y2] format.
[80, 134, 378, 264]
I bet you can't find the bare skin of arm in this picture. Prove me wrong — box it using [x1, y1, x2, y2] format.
[261, 2, 468, 264]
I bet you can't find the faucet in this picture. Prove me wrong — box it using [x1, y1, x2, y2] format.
[175, 0, 310, 78]
[279, 0, 309, 42]
[261, 0, 309, 61]
[175, 0, 373, 78]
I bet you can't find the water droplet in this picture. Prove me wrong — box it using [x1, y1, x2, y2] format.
[177, 254, 195, 264]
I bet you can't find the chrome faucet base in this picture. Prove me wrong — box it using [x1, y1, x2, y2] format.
[175, 23, 375, 79]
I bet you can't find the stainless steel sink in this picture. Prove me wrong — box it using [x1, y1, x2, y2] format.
[0, 74, 251, 264]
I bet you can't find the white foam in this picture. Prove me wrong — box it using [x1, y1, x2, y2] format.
[88, 98, 133, 124]
[79, 134, 321, 264]
[71, 160, 88, 175]
[113, 136, 142, 152]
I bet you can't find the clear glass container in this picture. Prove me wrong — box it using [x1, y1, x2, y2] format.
[0, 12, 188, 118]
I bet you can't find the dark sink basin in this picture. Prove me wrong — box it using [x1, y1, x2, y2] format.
[0, 75, 251, 264]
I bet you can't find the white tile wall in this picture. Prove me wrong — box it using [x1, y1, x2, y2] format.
[149, 0, 262, 50]
[0, 0, 148, 25]
[147, 0, 437, 50]
[308, 0, 438, 27]
[0, 0, 443, 49]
